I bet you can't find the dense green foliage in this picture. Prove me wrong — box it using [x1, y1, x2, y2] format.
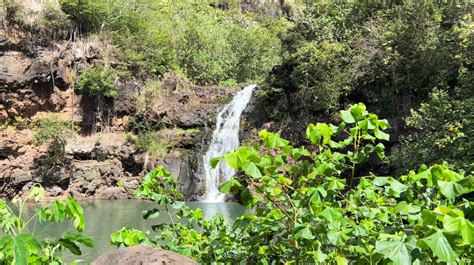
[112, 104, 473, 263]
[262, 2, 472, 116]
[2, 1, 472, 263]
[256, 1, 473, 176]
[74, 66, 118, 99]
[58, 0, 107, 33]
[0, 185, 93, 264]
[5, 1, 471, 174]
[58, 0, 286, 84]
[392, 88, 473, 174]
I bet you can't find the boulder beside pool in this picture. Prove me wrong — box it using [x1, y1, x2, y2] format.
[91, 245, 197, 265]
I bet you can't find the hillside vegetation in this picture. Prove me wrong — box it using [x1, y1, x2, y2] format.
[0, 0, 472, 264]
[4, 0, 471, 175]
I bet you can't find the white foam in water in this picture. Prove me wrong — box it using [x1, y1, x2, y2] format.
[201, 84, 257, 203]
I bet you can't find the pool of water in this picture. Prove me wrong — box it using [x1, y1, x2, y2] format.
[20, 200, 246, 263]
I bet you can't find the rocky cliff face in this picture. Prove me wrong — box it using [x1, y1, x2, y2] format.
[0, 3, 239, 200]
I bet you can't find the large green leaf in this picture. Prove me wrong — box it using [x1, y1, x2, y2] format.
[437, 177, 473, 199]
[242, 161, 262, 179]
[59, 238, 81, 255]
[63, 232, 95, 248]
[210, 157, 221, 168]
[340, 110, 355, 124]
[421, 230, 458, 262]
[223, 153, 239, 170]
[327, 229, 348, 246]
[320, 207, 343, 225]
[0, 235, 12, 250]
[306, 123, 333, 145]
[143, 208, 160, 220]
[294, 224, 315, 240]
[374, 127, 390, 141]
[442, 215, 474, 245]
[14, 235, 29, 265]
[21, 234, 41, 254]
[66, 198, 85, 232]
[220, 178, 242, 194]
[259, 129, 288, 148]
[375, 238, 411, 265]
[335, 255, 348, 265]
[350, 103, 368, 121]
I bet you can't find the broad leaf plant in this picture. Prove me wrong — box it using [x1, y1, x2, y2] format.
[112, 103, 473, 264]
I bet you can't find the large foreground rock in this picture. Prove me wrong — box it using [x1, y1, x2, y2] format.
[92, 246, 197, 265]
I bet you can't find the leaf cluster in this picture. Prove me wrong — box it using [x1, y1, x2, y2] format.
[111, 103, 474, 263]
[75, 65, 118, 99]
[0, 185, 93, 264]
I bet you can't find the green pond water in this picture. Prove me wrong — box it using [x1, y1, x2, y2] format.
[19, 200, 246, 263]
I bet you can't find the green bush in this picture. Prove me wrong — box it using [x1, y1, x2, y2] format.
[33, 117, 78, 163]
[171, 2, 285, 84]
[112, 103, 473, 263]
[39, 5, 72, 35]
[59, 0, 107, 33]
[75, 66, 118, 98]
[391, 88, 473, 174]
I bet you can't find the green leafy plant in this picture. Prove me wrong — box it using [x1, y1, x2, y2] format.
[33, 117, 78, 163]
[75, 66, 118, 99]
[39, 4, 72, 37]
[0, 185, 94, 264]
[112, 103, 473, 264]
[59, 0, 107, 33]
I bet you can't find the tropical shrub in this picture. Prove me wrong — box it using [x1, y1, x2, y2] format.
[75, 66, 118, 99]
[59, 0, 107, 33]
[259, 2, 472, 119]
[0, 185, 93, 264]
[391, 88, 473, 174]
[112, 103, 474, 263]
[390, 12, 473, 174]
[33, 117, 78, 163]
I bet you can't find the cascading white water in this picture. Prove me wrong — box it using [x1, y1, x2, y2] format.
[201, 84, 257, 203]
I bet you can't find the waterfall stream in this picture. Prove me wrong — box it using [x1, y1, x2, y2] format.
[201, 84, 257, 202]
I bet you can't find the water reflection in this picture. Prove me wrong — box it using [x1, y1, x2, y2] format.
[21, 200, 245, 263]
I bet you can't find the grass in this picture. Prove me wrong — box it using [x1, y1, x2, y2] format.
[135, 79, 169, 113]
[134, 132, 171, 159]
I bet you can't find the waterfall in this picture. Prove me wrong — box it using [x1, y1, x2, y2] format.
[201, 84, 257, 203]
